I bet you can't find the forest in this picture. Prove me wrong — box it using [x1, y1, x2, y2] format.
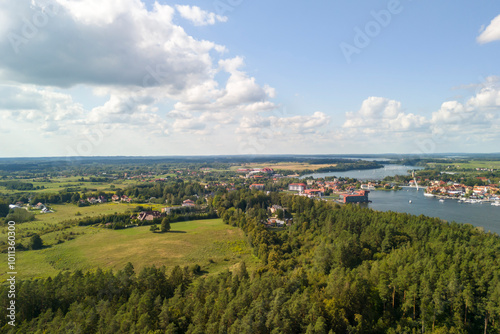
[2, 187, 500, 333]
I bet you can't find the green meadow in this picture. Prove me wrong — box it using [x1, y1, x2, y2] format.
[3, 203, 138, 247]
[2, 219, 259, 281]
[426, 160, 500, 170]
[0, 176, 144, 194]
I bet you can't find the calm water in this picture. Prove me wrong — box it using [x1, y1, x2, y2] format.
[303, 164, 424, 180]
[361, 188, 500, 234]
[302, 165, 499, 233]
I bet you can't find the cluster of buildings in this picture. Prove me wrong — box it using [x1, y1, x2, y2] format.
[287, 180, 370, 203]
[86, 196, 108, 204]
[205, 182, 237, 192]
[288, 183, 326, 198]
[9, 203, 24, 210]
[9, 202, 53, 213]
[136, 211, 162, 221]
[240, 168, 288, 182]
[249, 184, 265, 190]
[134, 200, 199, 222]
[263, 218, 292, 228]
[360, 182, 378, 190]
[82, 194, 132, 205]
[303, 178, 366, 193]
[244, 167, 286, 191]
[476, 168, 496, 172]
[111, 195, 132, 203]
[262, 204, 293, 228]
[426, 181, 500, 199]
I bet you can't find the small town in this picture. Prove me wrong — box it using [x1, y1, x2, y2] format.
[424, 180, 500, 204]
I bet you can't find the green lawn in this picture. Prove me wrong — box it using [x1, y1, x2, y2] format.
[2, 219, 258, 281]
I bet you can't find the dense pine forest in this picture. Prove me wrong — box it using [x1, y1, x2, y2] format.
[2, 189, 500, 333]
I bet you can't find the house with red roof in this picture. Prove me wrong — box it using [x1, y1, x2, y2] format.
[304, 189, 324, 197]
[339, 190, 370, 203]
[137, 211, 162, 221]
[121, 195, 131, 203]
[182, 199, 196, 207]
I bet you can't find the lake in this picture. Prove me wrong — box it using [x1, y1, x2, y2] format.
[302, 164, 499, 233]
[362, 188, 500, 234]
[302, 164, 424, 180]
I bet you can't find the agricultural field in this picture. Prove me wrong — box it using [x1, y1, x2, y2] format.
[0, 174, 179, 195]
[230, 162, 336, 171]
[2, 219, 258, 281]
[0, 178, 114, 194]
[425, 160, 500, 171]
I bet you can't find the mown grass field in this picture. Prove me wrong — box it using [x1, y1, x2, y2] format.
[230, 162, 336, 171]
[1, 201, 199, 252]
[2, 219, 258, 281]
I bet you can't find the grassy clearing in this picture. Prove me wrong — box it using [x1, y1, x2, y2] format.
[0, 203, 139, 246]
[2, 219, 259, 281]
[1, 202, 181, 248]
[230, 162, 336, 171]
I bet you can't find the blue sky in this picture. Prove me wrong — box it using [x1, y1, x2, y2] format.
[1, 0, 500, 157]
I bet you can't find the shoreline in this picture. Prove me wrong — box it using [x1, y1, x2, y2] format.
[419, 192, 500, 204]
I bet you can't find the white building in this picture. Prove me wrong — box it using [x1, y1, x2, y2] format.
[288, 183, 306, 192]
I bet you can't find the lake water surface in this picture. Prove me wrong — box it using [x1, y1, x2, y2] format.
[361, 188, 500, 234]
[302, 165, 499, 233]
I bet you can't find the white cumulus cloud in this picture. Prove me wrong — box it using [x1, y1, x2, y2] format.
[0, 0, 280, 150]
[175, 5, 227, 26]
[430, 77, 500, 143]
[477, 14, 500, 44]
[343, 97, 428, 132]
